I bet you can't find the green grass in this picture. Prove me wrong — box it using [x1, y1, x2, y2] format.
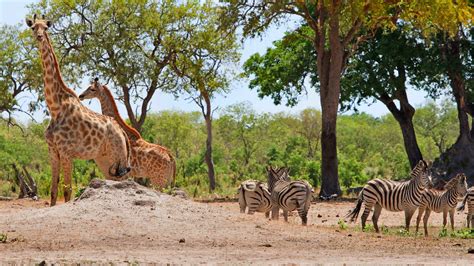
[338, 219, 348, 230]
[0, 233, 7, 243]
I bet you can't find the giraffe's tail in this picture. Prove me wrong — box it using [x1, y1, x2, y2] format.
[108, 162, 131, 178]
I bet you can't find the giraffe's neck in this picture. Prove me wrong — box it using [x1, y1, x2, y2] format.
[98, 90, 116, 118]
[38, 32, 78, 119]
[98, 86, 142, 140]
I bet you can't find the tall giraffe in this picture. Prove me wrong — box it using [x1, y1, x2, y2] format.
[79, 79, 176, 189]
[26, 15, 132, 206]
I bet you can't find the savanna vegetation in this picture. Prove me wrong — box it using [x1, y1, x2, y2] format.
[0, 100, 460, 198]
[0, 0, 473, 199]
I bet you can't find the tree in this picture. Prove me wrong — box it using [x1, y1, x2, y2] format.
[0, 24, 42, 126]
[31, 0, 202, 132]
[340, 28, 437, 168]
[171, 1, 240, 191]
[228, 1, 472, 196]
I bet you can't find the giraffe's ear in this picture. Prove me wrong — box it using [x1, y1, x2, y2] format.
[26, 18, 33, 27]
[46, 20, 52, 28]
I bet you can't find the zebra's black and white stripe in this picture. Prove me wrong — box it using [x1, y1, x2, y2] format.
[415, 173, 467, 236]
[457, 186, 474, 228]
[238, 180, 272, 218]
[346, 160, 431, 233]
[267, 166, 313, 225]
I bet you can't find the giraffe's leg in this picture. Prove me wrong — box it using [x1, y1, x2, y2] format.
[449, 209, 455, 231]
[48, 146, 60, 207]
[423, 209, 431, 237]
[405, 208, 416, 232]
[442, 210, 448, 228]
[416, 207, 425, 234]
[372, 204, 382, 233]
[61, 158, 73, 202]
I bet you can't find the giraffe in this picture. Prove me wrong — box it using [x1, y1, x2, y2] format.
[26, 14, 132, 206]
[79, 78, 176, 189]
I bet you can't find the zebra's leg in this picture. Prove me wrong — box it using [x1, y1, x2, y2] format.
[247, 208, 255, 215]
[404, 208, 416, 232]
[361, 204, 373, 231]
[423, 209, 431, 237]
[416, 207, 425, 234]
[449, 209, 455, 231]
[372, 204, 382, 233]
[469, 214, 474, 228]
[442, 210, 448, 228]
[238, 191, 246, 213]
[265, 211, 270, 219]
[298, 205, 309, 226]
[283, 210, 289, 222]
[271, 206, 279, 221]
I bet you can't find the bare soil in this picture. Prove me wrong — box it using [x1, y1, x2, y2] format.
[0, 179, 472, 264]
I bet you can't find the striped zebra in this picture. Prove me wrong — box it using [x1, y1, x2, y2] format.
[267, 166, 313, 225]
[457, 186, 474, 228]
[238, 180, 272, 218]
[346, 160, 431, 233]
[415, 173, 468, 236]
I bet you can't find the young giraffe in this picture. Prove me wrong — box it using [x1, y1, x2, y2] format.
[79, 79, 176, 189]
[26, 15, 132, 206]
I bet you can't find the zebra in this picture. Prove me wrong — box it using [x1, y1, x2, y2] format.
[238, 180, 272, 218]
[457, 186, 474, 228]
[267, 166, 313, 225]
[415, 173, 468, 236]
[346, 160, 431, 233]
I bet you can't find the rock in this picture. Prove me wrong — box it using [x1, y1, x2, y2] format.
[89, 178, 106, 189]
[317, 214, 322, 218]
[179, 238, 185, 243]
[468, 248, 474, 254]
[133, 200, 156, 207]
[259, 244, 272, 247]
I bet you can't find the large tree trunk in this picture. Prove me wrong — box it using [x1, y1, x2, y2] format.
[379, 90, 423, 169]
[202, 94, 216, 191]
[450, 72, 471, 145]
[316, 19, 343, 197]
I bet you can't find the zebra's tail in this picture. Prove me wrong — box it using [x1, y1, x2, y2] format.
[457, 193, 468, 212]
[346, 189, 364, 222]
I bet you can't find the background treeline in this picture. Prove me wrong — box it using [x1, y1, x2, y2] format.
[0, 101, 458, 198]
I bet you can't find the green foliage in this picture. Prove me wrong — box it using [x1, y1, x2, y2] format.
[0, 100, 461, 198]
[338, 219, 348, 230]
[439, 228, 449, 238]
[450, 228, 474, 239]
[0, 233, 7, 243]
[0, 24, 43, 115]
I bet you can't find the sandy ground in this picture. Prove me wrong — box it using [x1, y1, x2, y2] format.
[0, 179, 472, 264]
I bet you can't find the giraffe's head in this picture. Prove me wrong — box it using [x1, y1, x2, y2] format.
[26, 14, 51, 42]
[79, 78, 103, 100]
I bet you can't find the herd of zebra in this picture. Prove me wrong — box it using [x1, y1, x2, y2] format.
[238, 161, 474, 235]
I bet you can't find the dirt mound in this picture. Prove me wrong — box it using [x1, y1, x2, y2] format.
[0, 179, 472, 264]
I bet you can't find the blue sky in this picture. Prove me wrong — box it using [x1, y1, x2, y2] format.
[0, 0, 430, 123]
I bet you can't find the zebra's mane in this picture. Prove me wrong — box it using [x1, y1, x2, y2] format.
[409, 160, 428, 180]
[444, 174, 463, 190]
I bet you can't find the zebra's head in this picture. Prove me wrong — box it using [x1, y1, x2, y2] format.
[266, 166, 290, 191]
[445, 173, 468, 196]
[412, 160, 432, 188]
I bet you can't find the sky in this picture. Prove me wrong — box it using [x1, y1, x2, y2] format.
[0, 0, 431, 123]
